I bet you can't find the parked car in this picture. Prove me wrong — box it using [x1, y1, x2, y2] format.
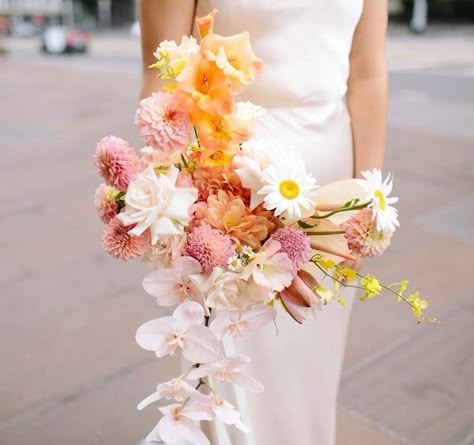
[41, 26, 89, 54]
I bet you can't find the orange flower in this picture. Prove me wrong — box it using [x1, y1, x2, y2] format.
[175, 51, 233, 115]
[191, 108, 253, 161]
[196, 9, 217, 38]
[191, 190, 275, 250]
[200, 32, 263, 94]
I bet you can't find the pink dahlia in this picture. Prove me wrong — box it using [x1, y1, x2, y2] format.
[343, 208, 393, 257]
[135, 92, 192, 164]
[102, 216, 149, 261]
[94, 183, 120, 223]
[271, 226, 311, 270]
[183, 224, 234, 273]
[94, 136, 140, 191]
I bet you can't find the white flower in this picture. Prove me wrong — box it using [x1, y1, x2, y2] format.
[227, 254, 243, 272]
[118, 165, 198, 244]
[233, 138, 295, 209]
[154, 36, 199, 78]
[358, 168, 399, 232]
[258, 158, 319, 220]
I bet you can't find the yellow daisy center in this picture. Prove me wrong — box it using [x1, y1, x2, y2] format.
[279, 179, 300, 200]
[374, 189, 386, 210]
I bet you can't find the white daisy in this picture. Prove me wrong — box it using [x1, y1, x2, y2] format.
[359, 168, 399, 232]
[258, 159, 319, 220]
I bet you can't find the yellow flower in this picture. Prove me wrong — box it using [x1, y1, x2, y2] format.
[360, 274, 382, 300]
[335, 266, 357, 282]
[397, 280, 409, 302]
[319, 257, 335, 271]
[315, 285, 333, 303]
[407, 291, 428, 319]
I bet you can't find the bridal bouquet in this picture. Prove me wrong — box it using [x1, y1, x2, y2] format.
[93, 10, 438, 444]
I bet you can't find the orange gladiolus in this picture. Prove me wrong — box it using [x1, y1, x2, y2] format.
[201, 32, 263, 94]
[175, 51, 234, 116]
[196, 9, 217, 38]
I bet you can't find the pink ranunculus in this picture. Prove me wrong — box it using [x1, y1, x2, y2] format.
[135, 92, 192, 165]
[142, 256, 204, 307]
[135, 301, 220, 363]
[94, 183, 120, 223]
[188, 354, 263, 393]
[183, 225, 234, 273]
[102, 216, 149, 261]
[271, 226, 311, 270]
[342, 207, 393, 257]
[94, 136, 140, 191]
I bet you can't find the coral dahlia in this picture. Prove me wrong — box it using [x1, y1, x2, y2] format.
[102, 217, 149, 261]
[94, 183, 120, 224]
[343, 208, 393, 257]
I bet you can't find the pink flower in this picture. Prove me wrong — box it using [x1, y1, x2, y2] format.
[271, 226, 311, 270]
[210, 305, 276, 340]
[94, 136, 140, 191]
[142, 256, 204, 307]
[138, 378, 207, 411]
[188, 355, 263, 393]
[135, 92, 192, 164]
[198, 394, 248, 432]
[343, 208, 393, 257]
[146, 402, 212, 445]
[135, 301, 220, 363]
[183, 225, 234, 273]
[280, 270, 324, 324]
[94, 183, 119, 223]
[102, 216, 149, 261]
[241, 239, 295, 293]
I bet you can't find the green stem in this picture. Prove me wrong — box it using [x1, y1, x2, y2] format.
[310, 201, 371, 220]
[305, 230, 346, 236]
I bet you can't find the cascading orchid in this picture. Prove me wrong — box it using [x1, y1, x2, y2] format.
[92, 9, 440, 444]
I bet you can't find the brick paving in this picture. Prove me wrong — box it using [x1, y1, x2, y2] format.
[0, 27, 473, 445]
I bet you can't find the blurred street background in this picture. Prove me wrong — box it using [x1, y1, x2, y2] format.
[1, 1, 473, 444]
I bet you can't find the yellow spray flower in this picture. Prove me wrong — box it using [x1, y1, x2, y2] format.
[360, 274, 382, 300]
[397, 280, 409, 302]
[407, 291, 428, 319]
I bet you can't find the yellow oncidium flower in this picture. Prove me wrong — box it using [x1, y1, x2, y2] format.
[360, 274, 382, 300]
[318, 258, 336, 271]
[397, 280, 409, 302]
[335, 266, 357, 282]
[407, 291, 428, 319]
[315, 285, 333, 303]
[279, 179, 301, 200]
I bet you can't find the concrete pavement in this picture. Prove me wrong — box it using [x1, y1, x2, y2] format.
[0, 25, 473, 445]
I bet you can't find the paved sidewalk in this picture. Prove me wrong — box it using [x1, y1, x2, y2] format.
[0, 26, 473, 445]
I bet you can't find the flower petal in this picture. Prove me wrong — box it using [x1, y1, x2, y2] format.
[173, 301, 204, 330]
[135, 317, 177, 353]
[183, 325, 220, 363]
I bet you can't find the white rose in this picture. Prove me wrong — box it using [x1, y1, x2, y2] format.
[118, 165, 197, 244]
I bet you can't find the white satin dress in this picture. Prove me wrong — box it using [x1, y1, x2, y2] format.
[195, 1, 364, 444]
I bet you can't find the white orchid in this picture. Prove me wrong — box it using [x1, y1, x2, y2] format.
[118, 165, 198, 244]
[135, 301, 219, 363]
[210, 305, 277, 340]
[145, 402, 212, 445]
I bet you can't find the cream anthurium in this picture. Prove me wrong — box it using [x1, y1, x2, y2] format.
[118, 165, 198, 244]
[258, 158, 319, 220]
[358, 168, 399, 232]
